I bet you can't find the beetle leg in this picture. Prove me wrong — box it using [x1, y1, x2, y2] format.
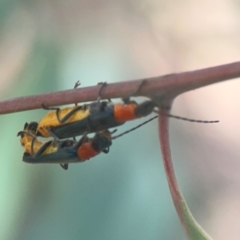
[41, 103, 59, 111]
[74, 80, 81, 89]
[58, 105, 87, 123]
[122, 80, 147, 104]
[74, 81, 81, 106]
[41, 103, 64, 123]
[97, 82, 111, 103]
[102, 147, 109, 154]
[60, 164, 68, 170]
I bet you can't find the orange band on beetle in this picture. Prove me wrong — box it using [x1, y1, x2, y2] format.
[77, 142, 99, 161]
[113, 103, 137, 122]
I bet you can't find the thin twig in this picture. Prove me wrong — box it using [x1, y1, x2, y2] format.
[0, 61, 240, 114]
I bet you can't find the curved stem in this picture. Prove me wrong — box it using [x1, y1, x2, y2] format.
[158, 108, 212, 240]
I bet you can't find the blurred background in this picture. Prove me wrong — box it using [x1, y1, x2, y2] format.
[1, 0, 240, 239]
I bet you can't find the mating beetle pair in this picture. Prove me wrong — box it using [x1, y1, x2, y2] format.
[18, 117, 158, 170]
[17, 82, 218, 170]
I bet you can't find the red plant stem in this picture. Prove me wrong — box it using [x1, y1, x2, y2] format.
[1, 61, 240, 114]
[158, 110, 189, 233]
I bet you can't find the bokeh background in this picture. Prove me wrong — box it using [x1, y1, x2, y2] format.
[1, 1, 240, 239]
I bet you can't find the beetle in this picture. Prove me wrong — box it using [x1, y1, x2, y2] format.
[36, 98, 156, 139]
[18, 123, 113, 170]
[18, 116, 159, 170]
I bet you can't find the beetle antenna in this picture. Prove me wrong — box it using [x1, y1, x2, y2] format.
[154, 110, 219, 123]
[111, 115, 158, 140]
